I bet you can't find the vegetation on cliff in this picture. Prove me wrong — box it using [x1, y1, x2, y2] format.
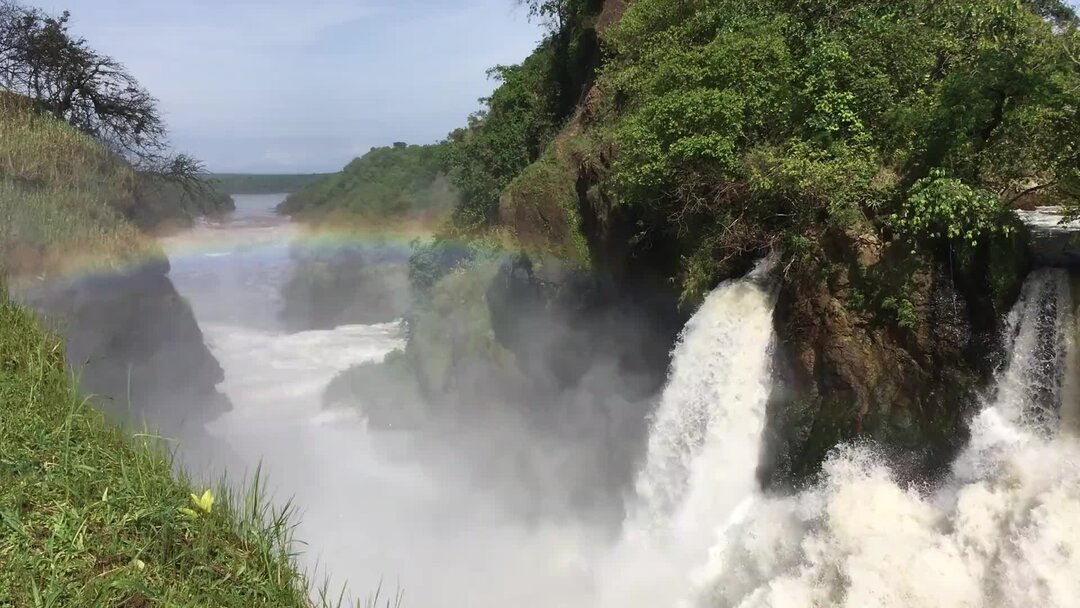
[211, 173, 332, 195]
[278, 143, 456, 222]
[596, 0, 1077, 298]
[0, 298, 317, 606]
[319, 0, 1080, 484]
[0, 92, 155, 276]
[0, 1, 232, 231]
[276, 143, 459, 330]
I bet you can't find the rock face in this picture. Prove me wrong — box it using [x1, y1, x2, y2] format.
[761, 227, 1029, 486]
[487, 254, 684, 406]
[482, 254, 686, 518]
[17, 261, 229, 432]
[395, 248, 685, 522]
[279, 244, 411, 331]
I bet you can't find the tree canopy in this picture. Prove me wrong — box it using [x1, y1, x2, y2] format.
[278, 143, 457, 220]
[595, 0, 1080, 290]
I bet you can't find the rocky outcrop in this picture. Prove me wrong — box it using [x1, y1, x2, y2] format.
[16, 260, 229, 432]
[386, 248, 684, 522]
[487, 253, 684, 404]
[481, 254, 685, 519]
[279, 243, 410, 331]
[760, 226, 1029, 487]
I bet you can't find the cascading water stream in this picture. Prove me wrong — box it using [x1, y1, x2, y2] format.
[660, 269, 1080, 608]
[598, 257, 779, 608]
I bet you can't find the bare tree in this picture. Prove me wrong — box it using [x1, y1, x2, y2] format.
[0, 0, 221, 219]
[0, 2, 196, 173]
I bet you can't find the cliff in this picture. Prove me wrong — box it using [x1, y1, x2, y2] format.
[291, 0, 1077, 499]
[401, 0, 1075, 490]
[17, 263, 229, 431]
[0, 91, 228, 430]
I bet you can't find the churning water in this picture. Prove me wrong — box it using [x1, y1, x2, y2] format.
[672, 269, 1080, 608]
[162, 197, 1080, 607]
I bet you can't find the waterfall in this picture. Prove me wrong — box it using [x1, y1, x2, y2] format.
[675, 269, 1080, 608]
[598, 257, 778, 607]
[990, 269, 1073, 432]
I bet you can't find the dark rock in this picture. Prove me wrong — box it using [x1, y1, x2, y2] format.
[279, 243, 411, 330]
[760, 227, 1028, 489]
[16, 262, 229, 432]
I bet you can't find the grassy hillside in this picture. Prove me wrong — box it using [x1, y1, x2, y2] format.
[0, 94, 319, 604]
[277, 143, 456, 221]
[0, 298, 314, 606]
[0, 93, 154, 277]
[210, 173, 332, 195]
[0, 93, 231, 273]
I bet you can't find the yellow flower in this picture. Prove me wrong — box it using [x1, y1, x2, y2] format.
[191, 489, 215, 514]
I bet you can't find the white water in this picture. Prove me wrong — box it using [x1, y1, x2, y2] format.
[161, 196, 1080, 608]
[677, 269, 1080, 608]
[164, 195, 602, 607]
[596, 257, 778, 608]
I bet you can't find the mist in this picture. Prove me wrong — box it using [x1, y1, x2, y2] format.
[30, 192, 1080, 608]
[154, 193, 674, 607]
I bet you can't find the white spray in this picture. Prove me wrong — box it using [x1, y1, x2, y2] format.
[164, 195, 1080, 608]
[678, 269, 1080, 608]
[598, 257, 779, 608]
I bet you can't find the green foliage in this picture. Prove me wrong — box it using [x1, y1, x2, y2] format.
[0, 92, 228, 276]
[209, 173, 332, 195]
[893, 169, 1014, 248]
[444, 56, 563, 229]
[0, 296, 316, 607]
[595, 0, 1080, 297]
[0, 92, 156, 276]
[445, 0, 602, 231]
[278, 143, 456, 219]
[500, 145, 591, 265]
[881, 295, 919, 329]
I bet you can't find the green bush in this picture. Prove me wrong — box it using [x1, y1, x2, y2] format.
[279, 143, 455, 220]
[893, 168, 1016, 249]
[591, 0, 1079, 295]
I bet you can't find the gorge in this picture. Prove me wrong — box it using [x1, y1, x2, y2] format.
[3, 0, 1080, 606]
[44, 192, 1076, 607]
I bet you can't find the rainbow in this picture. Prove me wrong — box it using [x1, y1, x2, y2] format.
[6, 215, 531, 291]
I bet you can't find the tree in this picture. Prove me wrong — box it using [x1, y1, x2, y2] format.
[0, 2, 196, 174]
[0, 1, 216, 212]
[519, 0, 571, 30]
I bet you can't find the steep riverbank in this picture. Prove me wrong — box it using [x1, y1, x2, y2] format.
[0, 92, 313, 604]
[15, 263, 229, 432]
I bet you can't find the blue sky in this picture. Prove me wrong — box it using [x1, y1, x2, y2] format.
[37, 0, 543, 173]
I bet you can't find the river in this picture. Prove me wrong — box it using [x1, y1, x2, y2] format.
[158, 194, 1080, 608]
[161, 194, 599, 607]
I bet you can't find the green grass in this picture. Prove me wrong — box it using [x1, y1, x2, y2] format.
[0, 92, 157, 277]
[0, 94, 398, 605]
[0, 295, 322, 607]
